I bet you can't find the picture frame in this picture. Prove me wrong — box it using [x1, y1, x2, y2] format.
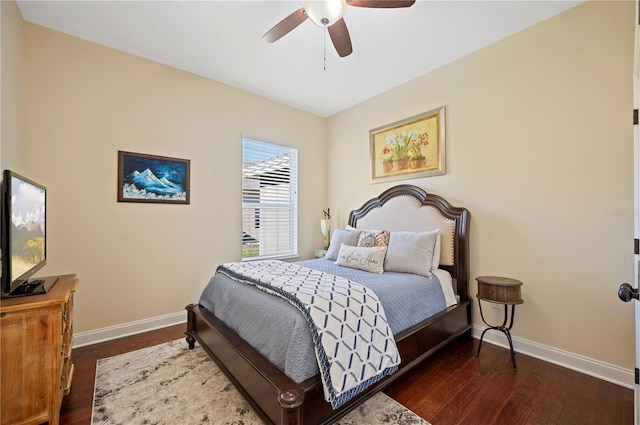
[117, 151, 190, 204]
[370, 106, 446, 183]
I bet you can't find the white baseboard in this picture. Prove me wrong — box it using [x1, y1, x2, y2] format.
[72, 314, 634, 390]
[472, 325, 634, 389]
[73, 311, 186, 348]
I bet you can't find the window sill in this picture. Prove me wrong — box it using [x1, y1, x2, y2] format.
[242, 254, 300, 263]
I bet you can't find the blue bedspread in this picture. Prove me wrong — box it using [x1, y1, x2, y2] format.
[198, 258, 448, 383]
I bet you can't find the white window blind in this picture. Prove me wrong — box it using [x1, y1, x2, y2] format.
[242, 137, 298, 260]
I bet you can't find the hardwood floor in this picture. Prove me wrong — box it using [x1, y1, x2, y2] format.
[60, 324, 633, 425]
[385, 336, 634, 425]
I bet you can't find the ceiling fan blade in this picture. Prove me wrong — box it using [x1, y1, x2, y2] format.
[347, 0, 415, 8]
[262, 7, 308, 43]
[328, 18, 353, 57]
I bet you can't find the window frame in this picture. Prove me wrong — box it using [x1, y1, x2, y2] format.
[241, 136, 298, 261]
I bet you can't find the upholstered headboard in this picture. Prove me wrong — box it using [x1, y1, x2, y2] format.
[347, 184, 470, 300]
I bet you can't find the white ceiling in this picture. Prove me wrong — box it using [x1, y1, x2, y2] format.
[16, 0, 584, 117]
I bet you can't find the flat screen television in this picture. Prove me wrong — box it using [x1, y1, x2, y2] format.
[1, 170, 57, 298]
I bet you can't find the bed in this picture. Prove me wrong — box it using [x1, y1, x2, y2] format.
[185, 184, 471, 425]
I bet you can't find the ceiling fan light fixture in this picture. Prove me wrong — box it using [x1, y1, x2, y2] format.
[304, 0, 347, 27]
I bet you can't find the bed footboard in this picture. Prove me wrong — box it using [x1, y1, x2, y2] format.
[185, 300, 471, 425]
[186, 303, 305, 425]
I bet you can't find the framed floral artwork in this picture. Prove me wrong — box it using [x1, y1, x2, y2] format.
[370, 106, 446, 183]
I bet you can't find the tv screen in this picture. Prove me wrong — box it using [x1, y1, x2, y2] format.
[1, 170, 56, 298]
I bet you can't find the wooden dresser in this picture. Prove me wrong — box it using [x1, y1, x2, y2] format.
[0, 274, 78, 425]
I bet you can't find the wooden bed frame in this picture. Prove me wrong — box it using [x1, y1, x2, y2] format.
[185, 184, 471, 425]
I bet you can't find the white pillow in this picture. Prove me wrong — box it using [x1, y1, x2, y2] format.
[384, 230, 439, 277]
[335, 244, 387, 274]
[325, 229, 361, 260]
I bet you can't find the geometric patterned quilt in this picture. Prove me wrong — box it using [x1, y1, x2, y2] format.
[217, 260, 400, 409]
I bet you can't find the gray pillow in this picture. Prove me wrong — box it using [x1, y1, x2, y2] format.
[384, 230, 439, 277]
[325, 229, 361, 260]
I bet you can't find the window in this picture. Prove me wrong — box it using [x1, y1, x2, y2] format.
[242, 137, 298, 259]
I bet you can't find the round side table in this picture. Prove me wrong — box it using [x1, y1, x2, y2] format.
[475, 276, 523, 369]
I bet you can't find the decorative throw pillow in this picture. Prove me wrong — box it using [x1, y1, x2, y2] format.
[335, 244, 387, 274]
[325, 229, 361, 261]
[357, 230, 390, 248]
[384, 230, 439, 277]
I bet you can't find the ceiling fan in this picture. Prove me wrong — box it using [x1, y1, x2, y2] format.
[262, 0, 416, 58]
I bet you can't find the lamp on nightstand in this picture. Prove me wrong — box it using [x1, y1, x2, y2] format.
[321, 208, 331, 250]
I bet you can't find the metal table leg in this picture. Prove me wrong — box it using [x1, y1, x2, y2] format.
[476, 300, 518, 369]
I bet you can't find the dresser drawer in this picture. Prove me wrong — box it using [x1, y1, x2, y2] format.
[62, 323, 73, 357]
[61, 357, 74, 395]
[62, 293, 74, 331]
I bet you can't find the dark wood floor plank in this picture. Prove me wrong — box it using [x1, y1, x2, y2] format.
[524, 379, 567, 424]
[588, 380, 627, 425]
[410, 345, 503, 420]
[555, 367, 612, 425]
[525, 358, 580, 425]
[423, 347, 511, 424]
[59, 325, 633, 425]
[622, 390, 634, 425]
[491, 368, 543, 425]
[453, 351, 532, 425]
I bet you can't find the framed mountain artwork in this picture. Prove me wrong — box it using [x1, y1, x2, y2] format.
[117, 151, 190, 204]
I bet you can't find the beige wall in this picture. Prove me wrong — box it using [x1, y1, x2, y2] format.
[328, 0, 635, 369]
[1, 0, 24, 169]
[18, 23, 327, 333]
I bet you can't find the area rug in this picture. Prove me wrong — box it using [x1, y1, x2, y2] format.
[91, 338, 430, 425]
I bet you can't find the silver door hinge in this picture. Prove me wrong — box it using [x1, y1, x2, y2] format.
[634, 109, 638, 125]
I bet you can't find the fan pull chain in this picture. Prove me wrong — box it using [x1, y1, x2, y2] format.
[323, 28, 326, 71]
[321, 18, 329, 71]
